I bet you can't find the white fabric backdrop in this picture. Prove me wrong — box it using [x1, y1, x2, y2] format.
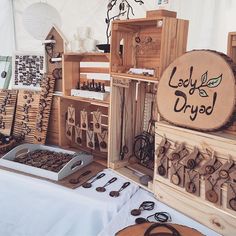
[2, 0, 236, 56]
[0, 0, 15, 55]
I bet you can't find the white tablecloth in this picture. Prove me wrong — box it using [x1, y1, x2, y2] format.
[98, 188, 221, 236]
[0, 168, 139, 236]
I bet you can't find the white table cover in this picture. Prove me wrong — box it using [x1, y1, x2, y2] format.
[0, 168, 139, 236]
[99, 188, 221, 236]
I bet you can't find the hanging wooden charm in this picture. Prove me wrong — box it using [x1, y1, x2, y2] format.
[86, 130, 95, 149]
[66, 122, 73, 141]
[81, 109, 88, 130]
[185, 169, 200, 196]
[97, 130, 108, 152]
[181, 147, 203, 170]
[75, 125, 83, 145]
[156, 138, 171, 178]
[169, 143, 188, 162]
[170, 162, 185, 187]
[93, 110, 102, 133]
[157, 50, 236, 131]
[68, 105, 75, 126]
[227, 182, 236, 211]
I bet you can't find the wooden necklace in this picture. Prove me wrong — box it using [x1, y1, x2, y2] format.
[229, 184, 236, 211]
[185, 170, 199, 194]
[98, 130, 107, 149]
[157, 156, 167, 176]
[87, 130, 94, 148]
[68, 106, 75, 124]
[205, 177, 219, 203]
[81, 110, 87, 129]
[93, 110, 101, 130]
[1, 56, 8, 78]
[171, 163, 183, 185]
[75, 126, 82, 144]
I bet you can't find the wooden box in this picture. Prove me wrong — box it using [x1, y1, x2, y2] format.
[110, 13, 188, 81]
[154, 122, 236, 236]
[62, 52, 110, 97]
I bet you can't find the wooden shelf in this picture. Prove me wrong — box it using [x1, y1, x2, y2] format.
[61, 95, 109, 108]
[64, 52, 110, 62]
[111, 72, 159, 83]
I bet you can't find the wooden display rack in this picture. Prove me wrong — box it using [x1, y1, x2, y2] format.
[154, 122, 236, 236]
[58, 52, 110, 166]
[110, 10, 189, 81]
[108, 10, 189, 190]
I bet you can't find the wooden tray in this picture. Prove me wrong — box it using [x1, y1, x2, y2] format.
[0, 144, 93, 181]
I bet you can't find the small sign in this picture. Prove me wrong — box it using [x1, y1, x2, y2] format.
[112, 77, 130, 88]
[157, 50, 236, 131]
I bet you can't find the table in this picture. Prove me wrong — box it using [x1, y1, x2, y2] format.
[0, 168, 139, 236]
[98, 188, 221, 236]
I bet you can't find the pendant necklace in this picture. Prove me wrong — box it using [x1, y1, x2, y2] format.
[81, 110, 87, 129]
[93, 110, 101, 129]
[229, 184, 236, 211]
[171, 163, 182, 185]
[186, 170, 198, 193]
[98, 130, 107, 149]
[87, 130, 94, 148]
[68, 107, 75, 124]
[1, 56, 8, 78]
[157, 156, 167, 176]
[75, 126, 82, 144]
[206, 177, 219, 203]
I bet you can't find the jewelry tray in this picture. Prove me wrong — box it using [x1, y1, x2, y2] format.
[0, 144, 93, 181]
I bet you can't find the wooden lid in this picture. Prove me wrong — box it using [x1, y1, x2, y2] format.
[116, 222, 204, 236]
[157, 50, 236, 131]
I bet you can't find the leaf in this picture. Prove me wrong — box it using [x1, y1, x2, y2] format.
[207, 74, 222, 88]
[199, 89, 208, 97]
[201, 71, 208, 84]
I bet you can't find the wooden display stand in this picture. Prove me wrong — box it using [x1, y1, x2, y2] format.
[110, 10, 189, 81]
[154, 122, 236, 236]
[59, 52, 110, 166]
[108, 10, 189, 190]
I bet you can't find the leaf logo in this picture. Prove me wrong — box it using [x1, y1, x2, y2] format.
[207, 74, 222, 88]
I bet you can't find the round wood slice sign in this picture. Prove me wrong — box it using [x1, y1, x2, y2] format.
[157, 50, 236, 131]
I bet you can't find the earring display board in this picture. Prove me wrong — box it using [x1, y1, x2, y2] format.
[0, 56, 12, 89]
[154, 122, 236, 236]
[13, 90, 40, 143]
[34, 74, 56, 144]
[12, 52, 44, 90]
[0, 90, 18, 136]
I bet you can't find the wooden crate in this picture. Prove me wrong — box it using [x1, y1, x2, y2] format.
[154, 122, 236, 236]
[226, 32, 236, 134]
[110, 12, 189, 81]
[108, 77, 158, 191]
[62, 52, 110, 96]
[58, 96, 109, 166]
